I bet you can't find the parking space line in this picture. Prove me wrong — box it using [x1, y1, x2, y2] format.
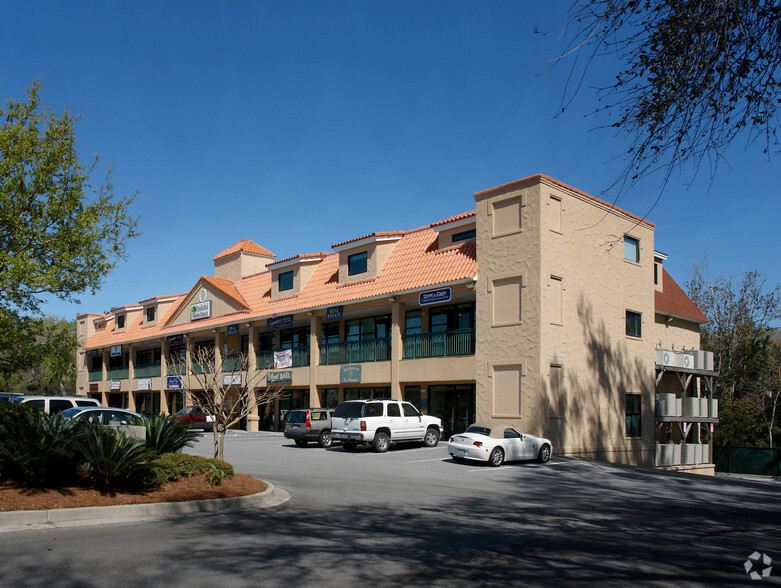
[407, 458, 447, 463]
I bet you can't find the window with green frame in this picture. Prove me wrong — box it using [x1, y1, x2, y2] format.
[625, 310, 642, 338]
[345, 314, 390, 341]
[626, 394, 641, 437]
[322, 321, 340, 345]
[452, 228, 476, 243]
[278, 270, 294, 292]
[348, 251, 368, 276]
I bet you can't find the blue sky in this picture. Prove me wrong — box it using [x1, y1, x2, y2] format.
[2, 1, 778, 322]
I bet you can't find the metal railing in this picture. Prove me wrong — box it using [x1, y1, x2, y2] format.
[222, 354, 246, 373]
[403, 329, 475, 359]
[256, 349, 310, 369]
[88, 369, 103, 382]
[106, 366, 129, 380]
[320, 337, 392, 365]
[134, 362, 161, 378]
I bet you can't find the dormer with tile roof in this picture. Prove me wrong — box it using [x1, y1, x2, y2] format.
[166, 275, 251, 327]
[139, 294, 182, 327]
[267, 253, 329, 300]
[212, 239, 276, 283]
[331, 231, 404, 285]
[431, 211, 476, 251]
[110, 304, 142, 333]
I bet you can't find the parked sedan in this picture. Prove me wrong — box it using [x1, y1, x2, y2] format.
[447, 424, 552, 466]
[61, 407, 144, 426]
[174, 406, 218, 431]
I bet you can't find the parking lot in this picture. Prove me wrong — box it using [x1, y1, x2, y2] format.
[1, 431, 780, 586]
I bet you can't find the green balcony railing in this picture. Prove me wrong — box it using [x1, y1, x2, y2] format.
[191, 361, 214, 375]
[106, 366, 129, 380]
[403, 329, 475, 359]
[320, 337, 392, 365]
[167, 362, 187, 376]
[135, 362, 161, 378]
[88, 369, 103, 382]
[256, 349, 310, 369]
[222, 354, 246, 373]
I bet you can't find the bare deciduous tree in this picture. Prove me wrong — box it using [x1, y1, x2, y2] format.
[171, 347, 287, 460]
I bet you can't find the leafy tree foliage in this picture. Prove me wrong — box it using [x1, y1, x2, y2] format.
[686, 258, 781, 445]
[554, 0, 780, 193]
[0, 82, 139, 375]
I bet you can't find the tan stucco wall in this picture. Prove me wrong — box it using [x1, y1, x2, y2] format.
[214, 252, 273, 283]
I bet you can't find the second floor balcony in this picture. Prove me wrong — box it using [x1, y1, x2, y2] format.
[403, 329, 475, 359]
[135, 362, 161, 378]
[256, 349, 310, 369]
[106, 365, 129, 380]
[320, 337, 392, 365]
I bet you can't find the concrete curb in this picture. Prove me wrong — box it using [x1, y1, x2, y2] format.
[0, 481, 290, 533]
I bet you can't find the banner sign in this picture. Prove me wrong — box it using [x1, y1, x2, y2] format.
[226, 324, 239, 336]
[267, 371, 292, 384]
[110, 379, 121, 390]
[190, 300, 211, 321]
[166, 376, 182, 390]
[167, 334, 184, 345]
[110, 345, 122, 357]
[274, 349, 293, 369]
[223, 374, 242, 387]
[267, 314, 294, 330]
[340, 365, 362, 384]
[419, 287, 451, 306]
[138, 378, 152, 391]
[326, 306, 343, 321]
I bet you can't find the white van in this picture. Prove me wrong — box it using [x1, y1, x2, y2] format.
[13, 395, 101, 414]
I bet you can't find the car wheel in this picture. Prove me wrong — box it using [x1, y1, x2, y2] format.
[373, 432, 390, 453]
[537, 444, 551, 463]
[343, 443, 357, 451]
[423, 427, 440, 447]
[318, 430, 333, 449]
[294, 439, 308, 447]
[488, 447, 504, 467]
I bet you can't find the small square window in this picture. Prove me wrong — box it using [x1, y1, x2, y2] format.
[624, 235, 640, 263]
[146, 307, 155, 322]
[626, 310, 642, 338]
[116, 315, 125, 329]
[278, 271, 294, 292]
[348, 251, 368, 276]
[625, 394, 641, 437]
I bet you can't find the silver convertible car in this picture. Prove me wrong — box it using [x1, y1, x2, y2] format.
[447, 424, 552, 466]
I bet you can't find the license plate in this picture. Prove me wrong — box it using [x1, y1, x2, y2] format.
[456, 449, 467, 457]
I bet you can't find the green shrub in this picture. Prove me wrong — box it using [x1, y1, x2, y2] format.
[134, 453, 233, 488]
[76, 423, 157, 490]
[144, 414, 199, 456]
[0, 406, 84, 487]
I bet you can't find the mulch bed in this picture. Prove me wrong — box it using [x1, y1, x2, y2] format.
[0, 473, 268, 512]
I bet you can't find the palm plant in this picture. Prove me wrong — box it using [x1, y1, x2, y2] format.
[144, 414, 199, 456]
[0, 405, 84, 487]
[77, 423, 157, 490]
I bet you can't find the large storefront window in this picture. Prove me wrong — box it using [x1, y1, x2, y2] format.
[428, 384, 475, 438]
[321, 388, 339, 408]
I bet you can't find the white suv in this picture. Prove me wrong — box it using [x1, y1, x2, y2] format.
[330, 399, 442, 453]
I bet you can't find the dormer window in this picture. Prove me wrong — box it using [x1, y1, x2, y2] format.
[348, 251, 368, 276]
[452, 229, 476, 243]
[146, 307, 155, 322]
[279, 270, 294, 292]
[116, 315, 125, 329]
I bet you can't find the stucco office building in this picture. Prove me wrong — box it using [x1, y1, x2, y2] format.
[76, 174, 715, 471]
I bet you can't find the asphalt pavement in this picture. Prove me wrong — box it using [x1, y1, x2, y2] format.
[0, 430, 779, 587]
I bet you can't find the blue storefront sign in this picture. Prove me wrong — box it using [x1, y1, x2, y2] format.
[325, 306, 343, 321]
[267, 315, 294, 330]
[166, 376, 182, 390]
[419, 287, 452, 306]
[167, 334, 184, 345]
[226, 324, 239, 336]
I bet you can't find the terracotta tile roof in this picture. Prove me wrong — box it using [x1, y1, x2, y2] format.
[84, 294, 186, 348]
[430, 211, 475, 227]
[475, 174, 655, 229]
[82, 222, 477, 349]
[267, 252, 330, 267]
[655, 269, 708, 323]
[331, 231, 405, 249]
[212, 239, 275, 261]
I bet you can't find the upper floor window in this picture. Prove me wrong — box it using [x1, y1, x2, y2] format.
[348, 251, 368, 276]
[278, 270, 294, 292]
[146, 307, 155, 322]
[625, 394, 642, 437]
[624, 235, 640, 263]
[452, 229, 476, 243]
[116, 315, 125, 329]
[626, 310, 642, 338]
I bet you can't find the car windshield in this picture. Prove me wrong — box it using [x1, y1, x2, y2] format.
[465, 425, 491, 436]
[175, 407, 192, 417]
[333, 402, 364, 419]
[286, 411, 306, 423]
